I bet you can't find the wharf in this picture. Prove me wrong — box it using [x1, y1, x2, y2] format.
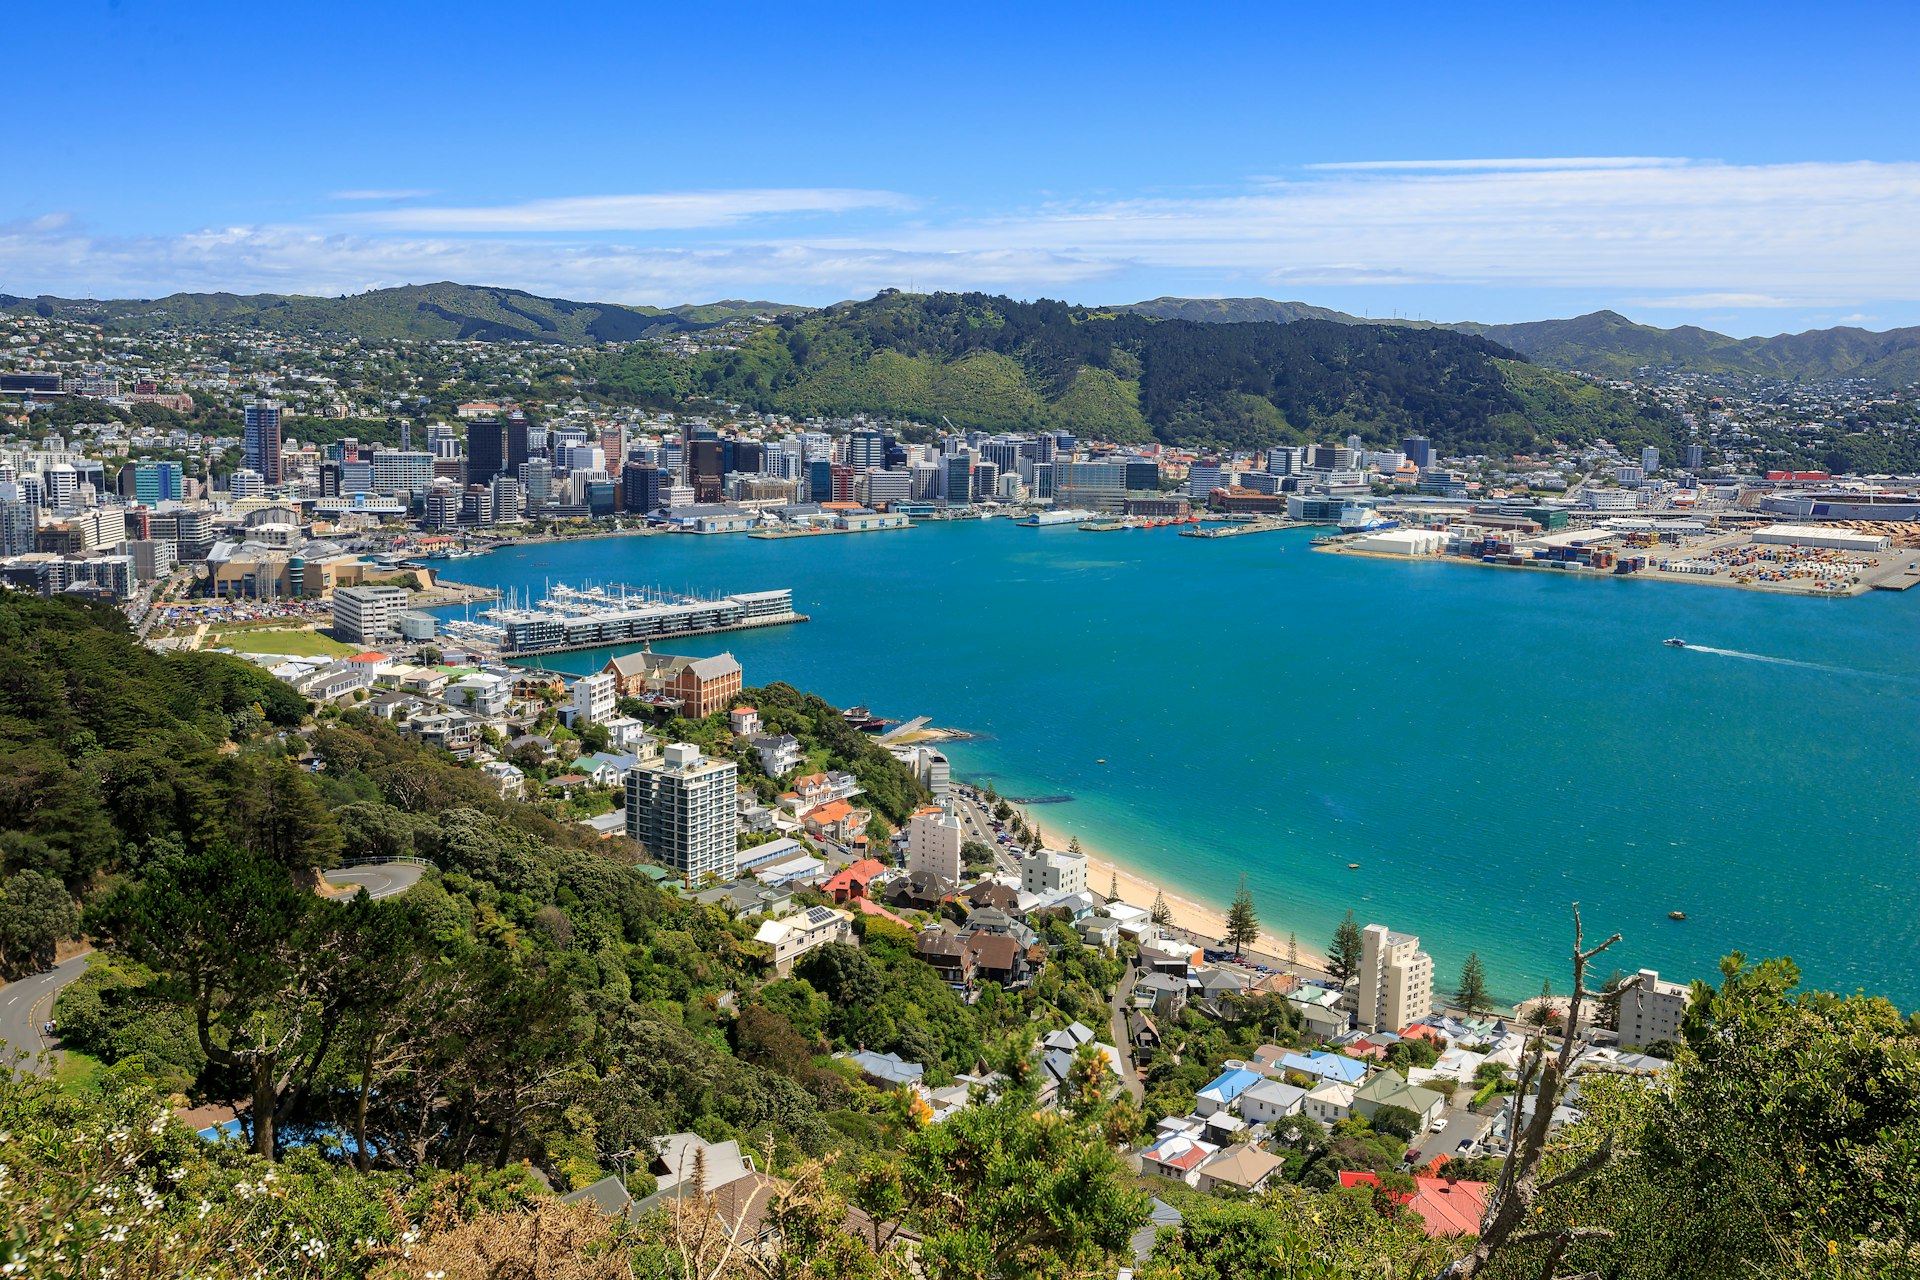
[478, 611, 809, 662]
[748, 524, 913, 540]
[1179, 519, 1311, 539]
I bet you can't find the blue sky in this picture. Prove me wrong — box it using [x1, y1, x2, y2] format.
[6, 1, 1919, 334]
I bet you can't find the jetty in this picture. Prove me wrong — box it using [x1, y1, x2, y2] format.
[1179, 518, 1311, 539]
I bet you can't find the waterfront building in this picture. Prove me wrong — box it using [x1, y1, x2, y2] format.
[1053, 460, 1130, 512]
[1021, 847, 1088, 899]
[1187, 460, 1226, 499]
[332, 584, 410, 644]
[244, 402, 283, 483]
[626, 743, 739, 885]
[942, 452, 973, 503]
[1356, 923, 1433, 1033]
[1617, 968, 1690, 1049]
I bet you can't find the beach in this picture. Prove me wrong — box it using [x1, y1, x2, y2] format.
[1072, 837, 1330, 972]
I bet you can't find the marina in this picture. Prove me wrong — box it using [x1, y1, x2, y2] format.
[437, 582, 806, 659]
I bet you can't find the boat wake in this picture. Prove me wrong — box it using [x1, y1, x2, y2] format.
[1684, 645, 1908, 681]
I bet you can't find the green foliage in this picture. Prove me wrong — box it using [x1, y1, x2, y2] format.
[1225, 875, 1259, 958]
[1455, 950, 1490, 1016]
[0, 870, 79, 976]
[1328, 910, 1363, 987]
[53, 956, 208, 1093]
[1367, 1103, 1420, 1141]
[672, 291, 1667, 455]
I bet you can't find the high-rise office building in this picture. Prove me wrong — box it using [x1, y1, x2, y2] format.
[243, 402, 283, 484]
[621, 462, 668, 515]
[690, 440, 724, 503]
[1641, 445, 1660, 473]
[849, 429, 888, 472]
[508, 413, 532, 476]
[807, 458, 834, 503]
[1123, 459, 1160, 493]
[626, 743, 739, 885]
[732, 440, 765, 475]
[1684, 443, 1704, 471]
[1401, 436, 1433, 469]
[942, 452, 973, 503]
[132, 462, 180, 506]
[1356, 923, 1433, 1033]
[518, 459, 554, 511]
[467, 419, 510, 487]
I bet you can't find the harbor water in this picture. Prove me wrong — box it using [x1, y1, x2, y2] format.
[433, 521, 1920, 1008]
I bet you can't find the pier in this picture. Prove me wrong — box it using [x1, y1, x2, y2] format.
[1179, 518, 1313, 539]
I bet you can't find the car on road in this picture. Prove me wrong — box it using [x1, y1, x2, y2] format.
[1430, 1117, 1449, 1133]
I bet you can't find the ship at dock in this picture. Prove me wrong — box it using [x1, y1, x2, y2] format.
[439, 583, 804, 659]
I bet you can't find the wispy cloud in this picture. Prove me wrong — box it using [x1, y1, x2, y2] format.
[346, 188, 917, 233]
[1305, 157, 1691, 172]
[7, 162, 1920, 322]
[330, 188, 437, 201]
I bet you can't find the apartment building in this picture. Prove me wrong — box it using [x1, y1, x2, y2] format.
[331, 584, 410, 644]
[1355, 923, 1433, 1033]
[906, 802, 965, 888]
[1616, 968, 1691, 1049]
[626, 743, 739, 885]
[1021, 847, 1088, 899]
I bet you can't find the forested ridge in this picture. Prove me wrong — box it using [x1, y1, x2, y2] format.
[1, 592, 1916, 1280]
[593, 291, 1681, 456]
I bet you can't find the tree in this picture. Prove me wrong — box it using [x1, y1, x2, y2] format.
[1287, 931, 1298, 966]
[1455, 951, 1490, 1017]
[0, 870, 81, 977]
[1224, 874, 1259, 959]
[85, 843, 323, 1159]
[1150, 891, 1173, 928]
[1370, 1103, 1421, 1141]
[1328, 910, 1364, 986]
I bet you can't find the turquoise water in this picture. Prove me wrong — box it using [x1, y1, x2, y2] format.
[434, 522, 1920, 1007]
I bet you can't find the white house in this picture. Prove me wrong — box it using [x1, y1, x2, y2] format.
[1303, 1079, 1357, 1125]
[752, 905, 852, 975]
[443, 672, 513, 717]
[1236, 1078, 1308, 1125]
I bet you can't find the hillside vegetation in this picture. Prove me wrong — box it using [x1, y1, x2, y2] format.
[1126, 297, 1920, 383]
[0, 283, 805, 345]
[627, 290, 1676, 455]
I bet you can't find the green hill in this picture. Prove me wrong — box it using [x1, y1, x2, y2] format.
[654, 290, 1675, 455]
[0, 282, 807, 344]
[1125, 298, 1920, 383]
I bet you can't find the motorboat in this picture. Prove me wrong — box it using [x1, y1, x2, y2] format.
[1663, 637, 1687, 648]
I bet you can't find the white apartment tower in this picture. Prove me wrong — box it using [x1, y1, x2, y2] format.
[1021, 847, 1088, 900]
[1616, 968, 1691, 1050]
[331, 584, 409, 644]
[906, 802, 965, 888]
[625, 743, 738, 886]
[1356, 923, 1433, 1033]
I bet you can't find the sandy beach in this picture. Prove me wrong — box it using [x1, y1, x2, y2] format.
[1070, 838, 1330, 972]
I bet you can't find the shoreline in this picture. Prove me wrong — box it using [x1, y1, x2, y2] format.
[1004, 809, 1331, 971]
[1317, 542, 1890, 599]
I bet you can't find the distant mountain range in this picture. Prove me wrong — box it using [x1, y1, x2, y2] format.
[1120, 298, 1920, 383]
[0, 282, 805, 344]
[5, 280, 1914, 385]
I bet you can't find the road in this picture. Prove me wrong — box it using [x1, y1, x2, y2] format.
[1107, 957, 1146, 1103]
[0, 952, 94, 1074]
[324, 862, 428, 900]
[1404, 1091, 1495, 1169]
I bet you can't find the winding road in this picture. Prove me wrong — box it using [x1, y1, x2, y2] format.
[324, 861, 429, 900]
[0, 952, 95, 1074]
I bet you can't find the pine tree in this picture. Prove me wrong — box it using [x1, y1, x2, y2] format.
[1150, 890, 1173, 927]
[1108, 871, 1119, 902]
[1287, 932, 1299, 966]
[1225, 874, 1259, 960]
[1328, 910, 1364, 986]
[1068, 835, 1083, 856]
[1455, 951, 1490, 1016]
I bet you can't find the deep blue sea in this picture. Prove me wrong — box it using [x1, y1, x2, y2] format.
[432, 521, 1920, 1007]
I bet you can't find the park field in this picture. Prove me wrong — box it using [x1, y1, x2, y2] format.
[212, 627, 356, 658]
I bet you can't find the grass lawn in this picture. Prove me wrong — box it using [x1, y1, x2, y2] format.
[214, 628, 357, 658]
[54, 1050, 107, 1095]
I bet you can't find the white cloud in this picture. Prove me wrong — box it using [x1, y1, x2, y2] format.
[330, 188, 436, 201]
[346, 188, 917, 232]
[1304, 157, 1691, 172]
[7, 162, 1920, 317]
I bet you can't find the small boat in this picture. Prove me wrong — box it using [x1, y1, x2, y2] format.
[1347, 863, 1360, 870]
[1668, 911, 1688, 921]
[1096, 758, 1107, 764]
[1663, 637, 1688, 648]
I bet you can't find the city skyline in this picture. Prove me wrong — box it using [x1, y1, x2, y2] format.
[5, 2, 1919, 334]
